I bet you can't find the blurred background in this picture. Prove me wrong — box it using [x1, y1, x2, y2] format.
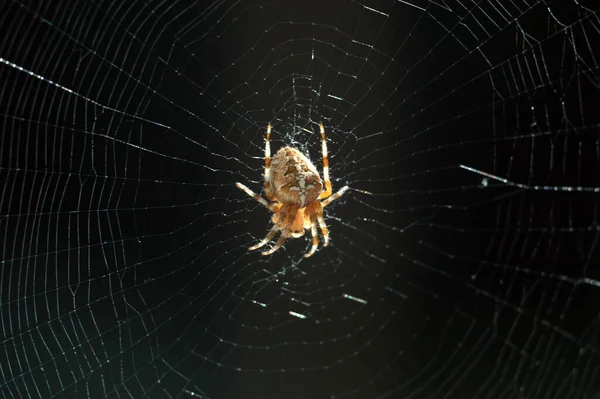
[1, 1, 599, 398]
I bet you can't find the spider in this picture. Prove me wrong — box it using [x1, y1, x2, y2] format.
[236, 122, 348, 257]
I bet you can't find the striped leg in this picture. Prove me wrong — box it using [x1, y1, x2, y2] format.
[321, 185, 349, 208]
[263, 123, 275, 201]
[318, 122, 333, 200]
[236, 182, 278, 211]
[262, 232, 288, 256]
[316, 214, 329, 247]
[249, 223, 280, 251]
[304, 218, 319, 257]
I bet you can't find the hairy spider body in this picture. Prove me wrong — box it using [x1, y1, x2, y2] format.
[236, 123, 348, 257]
[270, 147, 323, 207]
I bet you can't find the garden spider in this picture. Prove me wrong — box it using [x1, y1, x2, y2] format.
[236, 123, 348, 257]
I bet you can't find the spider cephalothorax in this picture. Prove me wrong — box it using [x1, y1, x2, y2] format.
[236, 123, 348, 257]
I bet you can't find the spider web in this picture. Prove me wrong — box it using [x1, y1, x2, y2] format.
[1, 0, 600, 398]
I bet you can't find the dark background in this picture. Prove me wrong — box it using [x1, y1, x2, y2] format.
[1, 0, 600, 398]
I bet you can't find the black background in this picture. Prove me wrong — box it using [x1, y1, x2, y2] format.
[1, 1, 600, 398]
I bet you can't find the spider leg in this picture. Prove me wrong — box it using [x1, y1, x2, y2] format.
[316, 214, 329, 247]
[249, 223, 280, 251]
[236, 182, 278, 211]
[262, 232, 288, 256]
[321, 185, 349, 207]
[291, 230, 305, 238]
[304, 217, 319, 258]
[263, 123, 276, 201]
[318, 122, 333, 200]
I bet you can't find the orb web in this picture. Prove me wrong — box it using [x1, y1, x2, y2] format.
[1, 1, 599, 398]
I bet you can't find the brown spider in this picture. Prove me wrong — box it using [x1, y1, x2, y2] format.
[236, 122, 348, 257]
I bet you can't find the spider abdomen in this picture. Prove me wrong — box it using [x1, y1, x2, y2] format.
[270, 147, 323, 207]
